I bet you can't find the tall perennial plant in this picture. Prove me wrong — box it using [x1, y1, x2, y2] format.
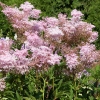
[0, 1, 100, 99]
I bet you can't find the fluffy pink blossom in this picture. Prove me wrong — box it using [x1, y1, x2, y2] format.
[74, 21, 88, 31]
[2, 2, 42, 34]
[65, 53, 79, 70]
[79, 43, 96, 56]
[85, 23, 95, 31]
[62, 22, 76, 34]
[19, 1, 34, 11]
[1, 1, 100, 75]
[32, 20, 46, 32]
[88, 32, 98, 43]
[76, 22, 95, 33]
[46, 26, 64, 41]
[2, 6, 34, 34]
[44, 17, 59, 27]
[14, 49, 30, 74]
[72, 21, 97, 42]
[24, 31, 43, 47]
[0, 78, 6, 91]
[0, 38, 15, 72]
[31, 46, 51, 66]
[58, 13, 67, 24]
[2, 7, 25, 20]
[15, 60, 29, 74]
[30, 9, 41, 19]
[30, 46, 61, 67]
[12, 19, 34, 33]
[0, 38, 13, 51]
[14, 49, 28, 58]
[39, 46, 52, 53]
[0, 39, 30, 74]
[79, 43, 98, 65]
[0, 52, 16, 71]
[71, 9, 83, 22]
[71, 9, 83, 17]
[47, 54, 61, 65]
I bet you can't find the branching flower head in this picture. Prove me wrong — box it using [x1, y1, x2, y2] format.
[79, 43, 99, 67]
[0, 78, 6, 91]
[71, 9, 83, 22]
[19, 1, 34, 11]
[65, 53, 79, 71]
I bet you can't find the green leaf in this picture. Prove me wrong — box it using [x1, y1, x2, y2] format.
[16, 91, 22, 100]
[4, 91, 14, 97]
[23, 97, 36, 100]
[57, 79, 63, 89]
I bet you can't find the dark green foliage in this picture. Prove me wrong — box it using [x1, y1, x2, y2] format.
[86, 1, 100, 49]
[1, 64, 100, 99]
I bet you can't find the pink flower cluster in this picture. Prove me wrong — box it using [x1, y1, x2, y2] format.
[79, 43, 99, 67]
[30, 46, 61, 68]
[65, 53, 79, 71]
[0, 78, 6, 91]
[1, 1, 41, 37]
[0, 38, 30, 74]
[0, 1, 100, 77]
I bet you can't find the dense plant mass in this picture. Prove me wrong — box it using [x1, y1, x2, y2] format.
[0, 1, 100, 99]
[1, 0, 100, 48]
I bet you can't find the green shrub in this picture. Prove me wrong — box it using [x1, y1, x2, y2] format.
[1, 65, 100, 99]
